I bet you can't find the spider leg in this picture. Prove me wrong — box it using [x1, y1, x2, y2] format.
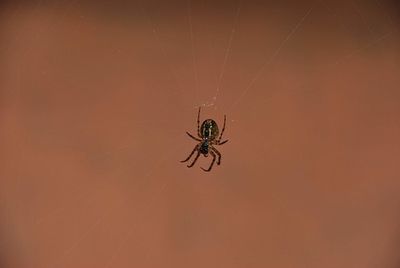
[181, 144, 199, 163]
[186, 132, 201, 141]
[201, 150, 216, 172]
[187, 150, 201, 168]
[218, 139, 229, 145]
[217, 114, 227, 142]
[197, 107, 201, 137]
[211, 147, 222, 165]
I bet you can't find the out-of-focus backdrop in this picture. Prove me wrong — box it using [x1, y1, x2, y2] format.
[1, 0, 400, 267]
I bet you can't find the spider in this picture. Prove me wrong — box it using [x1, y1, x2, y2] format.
[181, 107, 228, 172]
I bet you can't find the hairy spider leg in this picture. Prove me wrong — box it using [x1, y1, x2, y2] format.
[218, 114, 227, 142]
[186, 132, 201, 141]
[218, 139, 229, 145]
[197, 107, 201, 137]
[181, 144, 199, 163]
[211, 147, 222, 165]
[187, 150, 201, 168]
[201, 150, 216, 172]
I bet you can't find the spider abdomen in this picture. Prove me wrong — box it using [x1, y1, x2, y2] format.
[200, 119, 219, 140]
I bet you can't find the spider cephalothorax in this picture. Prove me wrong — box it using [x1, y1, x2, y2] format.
[181, 107, 228, 172]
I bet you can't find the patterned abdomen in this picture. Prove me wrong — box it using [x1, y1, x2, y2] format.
[200, 119, 219, 140]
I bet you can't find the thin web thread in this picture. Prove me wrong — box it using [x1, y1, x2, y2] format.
[142, 7, 184, 96]
[209, 2, 243, 109]
[244, 2, 395, 113]
[188, 0, 199, 105]
[228, 6, 314, 112]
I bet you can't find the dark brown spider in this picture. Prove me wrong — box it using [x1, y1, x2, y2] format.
[181, 107, 228, 172]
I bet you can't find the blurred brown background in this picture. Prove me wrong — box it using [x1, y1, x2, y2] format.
[1, 0, 400, 267]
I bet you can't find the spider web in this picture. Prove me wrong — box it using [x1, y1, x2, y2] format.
[1, 0, 399, 267]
